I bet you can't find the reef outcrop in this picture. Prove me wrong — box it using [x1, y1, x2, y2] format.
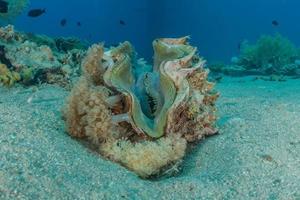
[0, 0, 29, 21]
[0, 25, 86, 87]
[63, 37, 219, 178]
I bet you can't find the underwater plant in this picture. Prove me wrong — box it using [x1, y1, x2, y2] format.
[0, 0, 29, 21]
[238, 34, 300, 75]
[208, 34, 300, 77]
[63, 37, 219, 178]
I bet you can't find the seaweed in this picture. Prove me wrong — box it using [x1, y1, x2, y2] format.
[238, 34, 300, 75]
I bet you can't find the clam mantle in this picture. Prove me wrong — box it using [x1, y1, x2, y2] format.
[63, 37, 219, 178]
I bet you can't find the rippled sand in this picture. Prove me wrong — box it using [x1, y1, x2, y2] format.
[0, 76, 299, 199]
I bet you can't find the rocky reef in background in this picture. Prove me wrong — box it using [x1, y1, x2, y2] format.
[0, 0, 29, 21]
[0, 25, 86, 88]
[209, 34, 300, 79]
[62, 37, 219, 178]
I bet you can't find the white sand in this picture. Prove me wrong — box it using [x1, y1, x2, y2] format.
[0, 76, 299, 199]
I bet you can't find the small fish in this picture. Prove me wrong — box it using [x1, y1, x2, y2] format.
[237, 42, 242, 52]
[0, 0, 8, 13]
[272, 20, 279, 26]
[119, 20, 126, 25]
[60, 18, 67, 27]
[28, 8, 46, 17]
[76, 21, 81, 27]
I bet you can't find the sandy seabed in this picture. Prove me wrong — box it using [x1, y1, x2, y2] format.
[0, 76, 299, 199]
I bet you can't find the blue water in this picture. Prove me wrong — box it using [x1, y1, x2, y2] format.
[9, 0, 300, 62]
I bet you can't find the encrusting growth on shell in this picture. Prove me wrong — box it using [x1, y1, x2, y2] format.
[63, 37, 219, 178]
[82, 44, 106, 85]
[100, 134, 187, 178]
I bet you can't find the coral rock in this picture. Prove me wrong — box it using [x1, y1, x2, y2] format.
[0, 25, 86, 87]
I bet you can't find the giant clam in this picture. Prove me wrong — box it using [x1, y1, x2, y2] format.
[63, 37, 219, 177]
